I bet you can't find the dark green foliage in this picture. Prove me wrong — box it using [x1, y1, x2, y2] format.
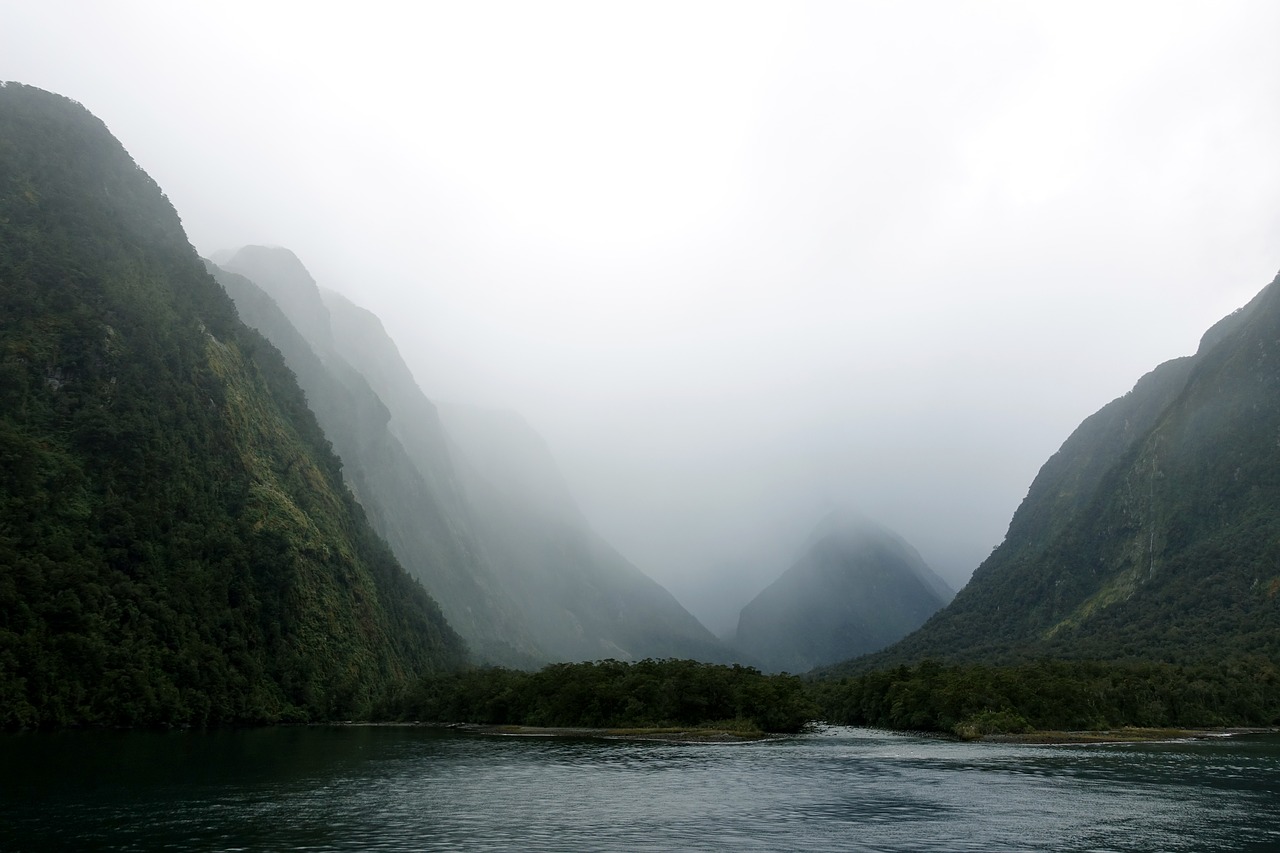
[211, 256, 544, 667]
[396, 658, 817, 733]
[813, 658, 1280, 738]
[0, 83, 465, 729]
[213, 249, 730, 667]
[845, 274, 1280, 671]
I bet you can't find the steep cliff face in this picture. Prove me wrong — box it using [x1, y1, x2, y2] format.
[733, 513, 951, 672]
[854, 275, 1280, 668]
[319, 289, 466, 521]
[220, 248, 729, 664]
[212, 258, 540, 666]
[437, 404, 733, 663]
[0, 83, 464, 728]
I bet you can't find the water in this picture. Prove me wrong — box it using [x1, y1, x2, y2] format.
[3, 726, 1278, 851]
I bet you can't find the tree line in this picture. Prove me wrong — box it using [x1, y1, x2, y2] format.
[392, 658, 817, 733]
[810, 658, 1280, 738]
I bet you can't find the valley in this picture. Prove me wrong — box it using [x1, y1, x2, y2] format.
[5, 1, 1280, 846]
[2, 82, 1279, 740]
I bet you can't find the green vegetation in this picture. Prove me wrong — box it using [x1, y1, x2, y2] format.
[211, 256, 546, 668]
[0, 83, 464, 729]
[812, 659, 1280, 739]
[6, 79, 1277, 739]
[843, 274, 1280, 672]
[218, 249, 730, 667]
[398, 656, 1280, 740]
[812, 275, 1280, 743]
[395, 659, 817, 733]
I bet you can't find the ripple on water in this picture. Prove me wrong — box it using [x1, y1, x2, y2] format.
[2, 727, 1279, 852]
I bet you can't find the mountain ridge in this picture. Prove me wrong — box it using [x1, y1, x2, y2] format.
[218, 246, 731, 665]
[0, 83, 464, 727]
[212, 252, 541, 666]
[836, 273, 1280, 672]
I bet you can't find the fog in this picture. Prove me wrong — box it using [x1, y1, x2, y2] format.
[6, 1, 1279, 633]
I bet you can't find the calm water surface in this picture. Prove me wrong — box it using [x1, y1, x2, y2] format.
[2, 725, 1278, 851]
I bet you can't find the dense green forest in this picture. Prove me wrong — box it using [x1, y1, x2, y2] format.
[842, 275, 1280, 671]
[395, 658, 816, 734]
[811, 659, 1280, 738]
[5, 80, 1278, 738]
[392, 656, 1279, 739]
[0, 83, 464, 729]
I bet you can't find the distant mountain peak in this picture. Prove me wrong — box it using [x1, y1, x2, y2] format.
[733, 513, 951, 673]
[222, 245, 334, 352]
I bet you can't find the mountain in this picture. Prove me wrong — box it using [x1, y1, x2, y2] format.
[210, 253, 540, 666]
[318, 288, 466, 521]
[732, 513, 952, 672]
[216, 247, 729, 664]
[0, 83, 465, 728]
[436, 403, 733, 663]
[844, 274, 1280, 670]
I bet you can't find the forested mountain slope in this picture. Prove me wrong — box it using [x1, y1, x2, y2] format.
[733, 513, 951, 672]
[211, 258, 540, 666]
[219, 248, 729, 664]
[839, 276, 1280, 671]
[0, 83, 464, 728]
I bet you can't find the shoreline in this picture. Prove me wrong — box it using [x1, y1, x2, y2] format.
[977, 726, 1279, 745]
[453, 723, 774, 743]
[324, 721, 1278, 746]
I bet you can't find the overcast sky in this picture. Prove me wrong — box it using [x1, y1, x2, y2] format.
[6, 1, 1279, 633]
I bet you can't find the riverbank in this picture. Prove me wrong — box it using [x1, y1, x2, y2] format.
[339, 721, 1277, 746]
[457, 723, 773, 742]
[979, 726, 1279, 745]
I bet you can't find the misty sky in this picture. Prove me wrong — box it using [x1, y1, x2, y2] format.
[6, 1, 1280, 633]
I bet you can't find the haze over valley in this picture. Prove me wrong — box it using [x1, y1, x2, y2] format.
[6, 2, 1280, 637]
[6, 7, 1280, 848]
